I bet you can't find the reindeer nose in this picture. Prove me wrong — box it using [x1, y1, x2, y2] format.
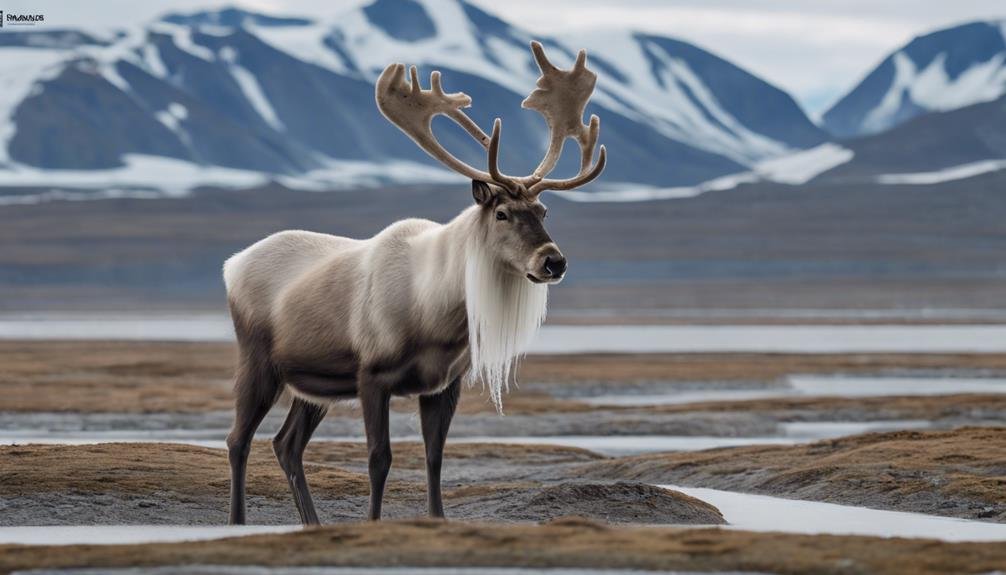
[543, 254, 567, 278]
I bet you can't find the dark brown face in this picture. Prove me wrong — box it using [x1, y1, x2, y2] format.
[472, 180, 566, 284]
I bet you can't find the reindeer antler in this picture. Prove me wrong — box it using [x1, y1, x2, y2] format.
[522, 42, 606, 195]
[375, 42, 606, 197]
[375, 63, 499, 184]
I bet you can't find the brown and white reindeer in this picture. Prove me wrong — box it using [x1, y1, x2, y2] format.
[222, 41, 606, 525]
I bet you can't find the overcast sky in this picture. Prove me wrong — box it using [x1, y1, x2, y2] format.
[8, 0, 1005, 116]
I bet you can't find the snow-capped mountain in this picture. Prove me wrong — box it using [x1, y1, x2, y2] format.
[816, 93, 1006, 182]
[0, 0, 826, 194]
[823, 20, 1006, 138]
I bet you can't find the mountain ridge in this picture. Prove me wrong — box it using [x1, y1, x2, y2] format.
[0, 0, 826, 193]
[823, 19, 1006, 138]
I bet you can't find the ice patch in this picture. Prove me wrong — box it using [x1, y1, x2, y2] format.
[584, 376, 1006, 407]
[0, 525, 300, 546]
[5, 317, 1006, 354]
[665, 485, 1006, 542]
[534, 324, 1006, 354]
[876, 159, 1006, 185]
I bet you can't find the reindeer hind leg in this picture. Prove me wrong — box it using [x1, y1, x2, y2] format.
[226, 312, 282, 525]
[273, 397, 328, 525]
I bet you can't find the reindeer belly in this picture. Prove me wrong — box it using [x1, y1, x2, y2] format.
[374, 341, 469, 397]
[279, 350, 360, 403]
[280, 341, 467, 402]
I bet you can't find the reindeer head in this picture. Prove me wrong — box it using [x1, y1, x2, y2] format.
[375, 41, 606, 284]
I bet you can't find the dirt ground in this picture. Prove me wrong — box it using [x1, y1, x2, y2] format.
[2, 518, 1006, 575]
[2, 340, 1006, 574]
[3, 340, 1006, 415]
[587, 427, 1006, 521]
[2, 427, 1003, 525]
[0, 441, 722, 526]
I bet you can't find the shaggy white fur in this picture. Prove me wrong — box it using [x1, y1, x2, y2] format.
[464, 236, 548, 413]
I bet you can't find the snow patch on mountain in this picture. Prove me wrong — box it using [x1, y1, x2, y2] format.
[323, 0, 535, 95]
[149, 21, 215, 61]
[863, 51, 1006, 134]
[875, 159, 1006, 185]
[0, 155, 262, 197]
[576, 31, 790, 164]
[142, 42, 169, 78]
[0, 0, 829, 199]
[825, 20, 1006, 137]
[556, 143, 854, 202]
[754, 144, 854, 185]
[252, 23, 355, 74]
[155, 103, 189, 132]
[0, 49, 69, 164]
[220, 46, 285, 131]
[0, 154, 460, 205]
[250, 0, 808, 166]
[554, 172, 759, 203]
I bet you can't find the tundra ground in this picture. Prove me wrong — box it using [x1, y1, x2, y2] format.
[1, 340, 1004, 574]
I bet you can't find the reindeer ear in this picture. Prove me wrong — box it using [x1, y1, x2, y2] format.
[472, 180, 495, 205]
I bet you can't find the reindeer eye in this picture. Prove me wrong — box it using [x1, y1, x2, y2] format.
[495, 211, 508, 221]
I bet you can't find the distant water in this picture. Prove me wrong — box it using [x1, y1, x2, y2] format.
[584, 376, 1006, 406]
[0, 421, 939, 455]
[3, 314, 1006, 353]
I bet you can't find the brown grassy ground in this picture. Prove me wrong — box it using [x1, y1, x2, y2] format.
[0, 441, 604, 504]
[3, 340, 1006, 414]
[0, 442, 722, 526]
[587, 426, 1006, 520]
[1, 518, 1005, 575]
[3, 428, 1003, 523]
[1, 442, 425, 501]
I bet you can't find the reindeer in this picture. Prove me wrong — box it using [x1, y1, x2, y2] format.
[222, 41, 606, 525]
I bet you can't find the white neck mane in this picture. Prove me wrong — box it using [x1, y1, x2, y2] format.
[463, 232, 548, 413]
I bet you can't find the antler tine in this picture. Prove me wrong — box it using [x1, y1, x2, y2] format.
[409, 65, 421, 95]
[428, 69, 492, 148]
[581, 114, 599, 172]
[529, 145, 606, 194]
[521, 41, 607, 196]
[530, 41, 559, 75]
[376, 63, 494, 182]
[487, 119, 522, 196]
[430, 70, 444, 95]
